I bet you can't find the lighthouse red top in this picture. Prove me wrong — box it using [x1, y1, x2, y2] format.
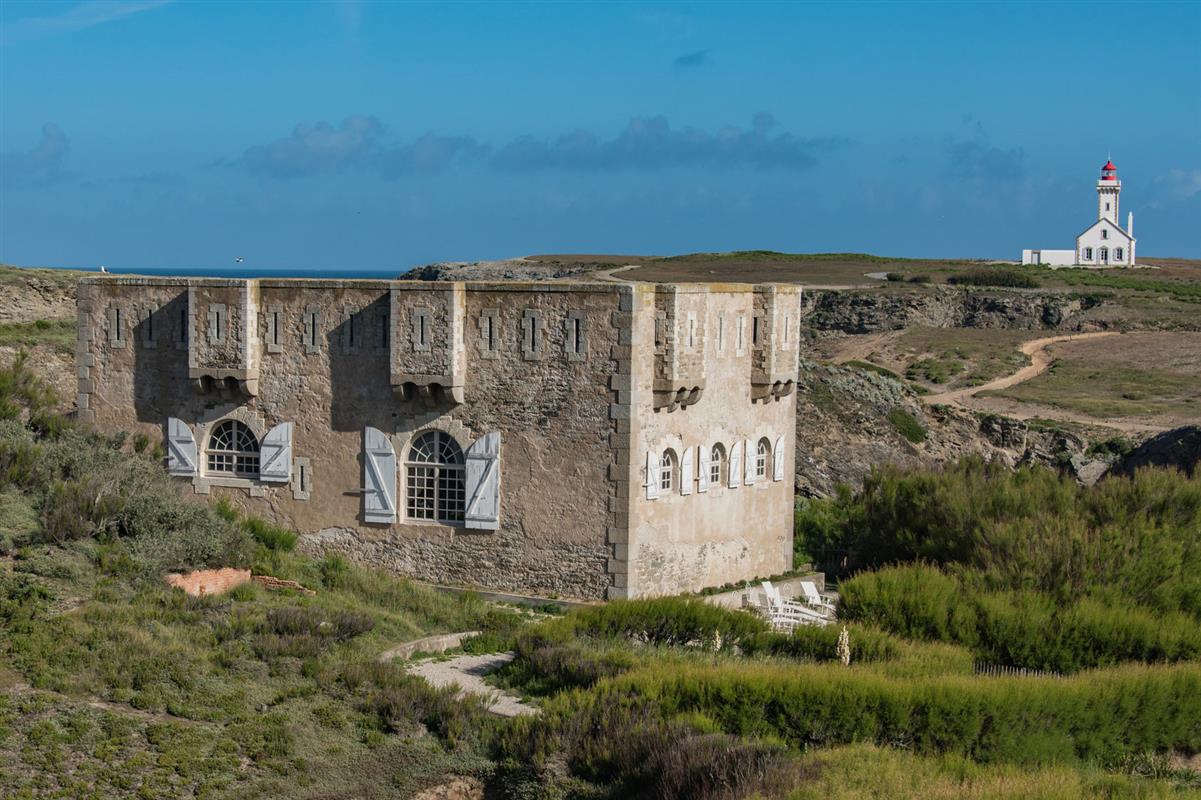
[1101, 160, 1118, 180]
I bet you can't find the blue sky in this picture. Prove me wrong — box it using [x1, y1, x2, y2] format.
[2, 0, 1199, 270]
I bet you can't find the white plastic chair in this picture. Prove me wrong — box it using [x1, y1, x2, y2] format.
[760, 581, 829, 628]
[799, 580, 837, 618]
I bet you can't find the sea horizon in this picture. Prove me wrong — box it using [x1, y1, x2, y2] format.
[38, 265, 409, 280]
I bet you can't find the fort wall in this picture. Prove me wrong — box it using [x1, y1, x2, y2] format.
[77, 276, 800, 599]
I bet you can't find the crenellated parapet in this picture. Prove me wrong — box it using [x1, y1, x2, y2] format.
[750, 284, 801, 403]
[389, 283, 466, 406]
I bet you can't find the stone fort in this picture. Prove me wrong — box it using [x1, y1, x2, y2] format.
[75, 277, 801, 599]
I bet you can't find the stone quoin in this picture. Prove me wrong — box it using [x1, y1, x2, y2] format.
[75, 277, 802, 599]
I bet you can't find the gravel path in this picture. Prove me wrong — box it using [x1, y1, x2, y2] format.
[406, 653, 536, 717]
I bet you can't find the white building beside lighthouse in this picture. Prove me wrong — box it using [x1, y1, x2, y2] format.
[1022, 160, 1136, 267]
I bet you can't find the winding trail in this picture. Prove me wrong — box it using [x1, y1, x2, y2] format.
[917, 330, 1165, 433]
[920, 331, 1119, 407]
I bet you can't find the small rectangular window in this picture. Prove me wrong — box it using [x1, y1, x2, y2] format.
[736, 314, 746, 352]
[376, 309, 389, 350]
[478, 308, 499, 358]
[207, 304, 226, 345]
[1102, 229, 1108, 239]
[411, 308, 431, 352]
[265, 304, 283, 353]
[303, 308, 321, 354]
[140, 307, 156, 348]
[565, 310, 586, 361]
[177, 306, 188, 345]
[522, 309, 543, 361]
[752, 316, 761, 346]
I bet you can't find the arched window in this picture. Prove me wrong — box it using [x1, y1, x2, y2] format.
[406, 430, 465, 523]
[710, 443, 725, 486]
[660, 449, 677, 493]
[207, 419, 260, 477]
[756, 438, 771, 479]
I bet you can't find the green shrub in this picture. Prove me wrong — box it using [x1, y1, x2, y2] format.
[887, 408, 927, 443]
[241, 516, 297, 552]
[741, 623, 901, 664]
[571, 597, 768, 651]
[947, 269, 1040, 288]
[907, 273, 932, 284]
[885, 272, 905, 282]
[499, 692, 804, 799]
[611, 660, 1201, 766]
[840, 565, 1201, 672]
[844, 360, 902, 381]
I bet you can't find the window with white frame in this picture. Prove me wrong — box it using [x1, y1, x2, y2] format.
[1099, 247, 1109, 262]
[1115, 248, 1124, 261]
[710, 443, 725, 485]
[207, 420, 260, 477]
[755, 438, 771, 479]
[660, 449, 677, 493]
[1083, 247, 1093, 261]
[1102, 229, 1108, 240]
[406, 430, 465, 523]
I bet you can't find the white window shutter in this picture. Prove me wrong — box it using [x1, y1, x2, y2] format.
[363, 427, 397, 523]
[773, 435, 785, 482]
[744, 440, 756, 485]
[259, 422, 293, 483]
[680, 446, 694, 496]
[465, 432, 501, 531]
[728, 441, 742, 489]
[645, 451, 660, 500]
[697, 445, 710, 493]
[166, 417, 196, 477]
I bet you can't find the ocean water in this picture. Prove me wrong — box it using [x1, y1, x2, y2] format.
[69, 266, 407, 280]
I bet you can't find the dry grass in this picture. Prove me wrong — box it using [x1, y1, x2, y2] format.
[981, 331, 1201, 423]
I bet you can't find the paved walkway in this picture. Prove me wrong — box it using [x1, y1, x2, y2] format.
[405, 652, 536, 717]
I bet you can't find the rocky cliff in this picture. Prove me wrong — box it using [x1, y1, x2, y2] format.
[804, 287, 1109, 334]
[794, 359, 1104, 497]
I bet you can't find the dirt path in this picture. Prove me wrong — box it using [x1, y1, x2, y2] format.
[405, 653, 535, 717]
[921, 331, 1119, 406]
[917, 331, 1165, 433]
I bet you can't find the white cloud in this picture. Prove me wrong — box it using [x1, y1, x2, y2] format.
[1, 1, 171, 45]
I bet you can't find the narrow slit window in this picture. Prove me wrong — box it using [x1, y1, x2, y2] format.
[717, 316, 724, 351]
[177, 306, 188, 344]
[752, 316, 760, 346]
[377, 310, 389, 350]
[573, 317, 582, 353]
[308, 312, 317, 347]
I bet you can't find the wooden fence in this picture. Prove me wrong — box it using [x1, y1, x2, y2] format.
[973, 662, 1063, 680]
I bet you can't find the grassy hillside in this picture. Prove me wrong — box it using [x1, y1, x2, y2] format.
[1, 352, 1198, 798]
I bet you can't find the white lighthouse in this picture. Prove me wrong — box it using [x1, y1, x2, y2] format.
[1021, 159, 1137, 267]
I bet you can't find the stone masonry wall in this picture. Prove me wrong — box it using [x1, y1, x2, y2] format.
[78, 277, 799, 599]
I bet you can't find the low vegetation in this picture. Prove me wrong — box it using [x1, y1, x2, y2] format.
[0, 319, 76, 355]
[1, 353, 1198, 797]
[947, 269, 1041, 288]
[886, 407, 927, 443]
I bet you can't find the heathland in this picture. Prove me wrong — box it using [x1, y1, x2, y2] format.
[0, 255, 1199, 797]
